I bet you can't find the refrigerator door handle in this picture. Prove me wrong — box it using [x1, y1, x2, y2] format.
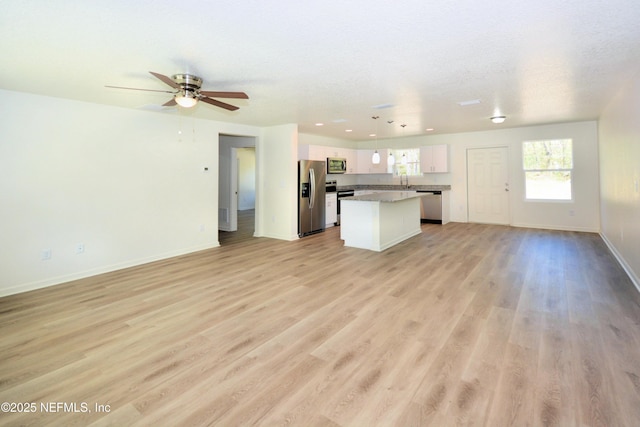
[309, 168, 315, 209]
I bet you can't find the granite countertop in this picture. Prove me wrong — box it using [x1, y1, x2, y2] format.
[341, 191, 429, 203]
[337, 184, 451, 192]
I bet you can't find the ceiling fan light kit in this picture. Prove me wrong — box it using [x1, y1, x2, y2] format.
[175, 90, 198, 108]
[490, 115, 506, 124]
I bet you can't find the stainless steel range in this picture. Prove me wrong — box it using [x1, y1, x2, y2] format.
[336, 188, 355, 225]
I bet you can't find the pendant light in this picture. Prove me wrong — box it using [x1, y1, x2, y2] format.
[371, 116, 380, 164]
[372, 151, 381, 164]
[387, 120, 395, 165]
[388, 152, 395, 166]
[400, 124, 408, 165]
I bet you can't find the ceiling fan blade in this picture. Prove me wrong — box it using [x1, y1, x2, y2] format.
[149, 71, 180, 89]
[200, 97, 239, 111]
[105, 85, 175, 93]
[162, 98, 177, 107]
[199, 91, 249, 99]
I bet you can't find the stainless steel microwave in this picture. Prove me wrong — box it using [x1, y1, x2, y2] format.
[327, 157, 347, 174]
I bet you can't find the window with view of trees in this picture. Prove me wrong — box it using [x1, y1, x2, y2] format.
[388, 148, 421, 176]
[523, 139, 573, 200]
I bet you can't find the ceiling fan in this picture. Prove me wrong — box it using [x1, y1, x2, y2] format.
[106, 71, 249, 111]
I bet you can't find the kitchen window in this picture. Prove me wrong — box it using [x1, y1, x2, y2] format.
[523, 139, 573, 200]
[388, 148, 421, 176]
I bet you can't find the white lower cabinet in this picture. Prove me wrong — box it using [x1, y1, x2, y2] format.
[326, 192, 337, 226]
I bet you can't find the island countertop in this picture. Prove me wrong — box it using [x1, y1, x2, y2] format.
[341, 191, 426, 203]
[337, 184, 450, 192]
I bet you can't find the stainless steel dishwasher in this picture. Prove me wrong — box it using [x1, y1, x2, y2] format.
[416, 190, 442, 224]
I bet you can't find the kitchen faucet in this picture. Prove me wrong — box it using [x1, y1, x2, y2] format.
[400, 174, 409, 189]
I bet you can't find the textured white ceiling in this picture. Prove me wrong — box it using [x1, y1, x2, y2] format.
[1, 0, 639, 140]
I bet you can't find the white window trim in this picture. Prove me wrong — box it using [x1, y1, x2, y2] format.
[523, 139, 574, 202]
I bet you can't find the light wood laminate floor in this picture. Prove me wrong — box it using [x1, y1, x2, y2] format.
[2, 221, 640, 426]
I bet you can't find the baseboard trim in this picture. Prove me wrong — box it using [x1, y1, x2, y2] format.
[599, 233, 640, 294]
[511, 222, 599, 233]
[1, 242, 220, 298]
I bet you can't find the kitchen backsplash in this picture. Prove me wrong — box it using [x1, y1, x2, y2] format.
[329, 172, 451, 188]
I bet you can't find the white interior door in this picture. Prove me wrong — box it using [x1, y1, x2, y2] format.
[467, 147, 510, 224]
[229, 147, 238, 231]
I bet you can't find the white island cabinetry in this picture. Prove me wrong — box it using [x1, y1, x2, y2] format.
[340, 191, 424, 252]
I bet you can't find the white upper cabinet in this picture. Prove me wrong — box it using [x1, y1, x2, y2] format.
[298, 144, 327, 161]
[344, 148, 357, 174]
[420, 144, 449, 173]
[299, 145, 391, 174]
[325, 147, 341, 158]
[356, 149, 389, 174]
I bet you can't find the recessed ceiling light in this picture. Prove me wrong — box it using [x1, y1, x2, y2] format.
[490, 116, 506, 124]
[315, 123, 324, 126]
[345, 129, 353, 132]
[457, 99, 481, 106]
[369, 133, 376, 137]
[425, 128, 434, 132]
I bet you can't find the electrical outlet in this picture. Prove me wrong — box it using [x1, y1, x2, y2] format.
[199, 224, 205, 232]
[76, 244, 85, 254]
[41, 249, 52, 260]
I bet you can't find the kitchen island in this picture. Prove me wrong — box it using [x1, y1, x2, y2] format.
[340, 191, 426, 252]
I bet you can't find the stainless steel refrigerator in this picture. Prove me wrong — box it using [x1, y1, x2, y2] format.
[298, 160, 326, 237]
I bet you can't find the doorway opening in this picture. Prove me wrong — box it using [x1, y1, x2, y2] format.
[218, 135, 257, 245]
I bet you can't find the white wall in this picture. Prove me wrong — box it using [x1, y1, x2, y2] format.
[256, 124, 299, 241]
[0, 89, 260, 296]
[444, 122, 599, 231]
[238, 148, 256, 210]
[298, 133, 355, 149]
[359, 122, 600, 232]
[598, 72, 640, 290]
